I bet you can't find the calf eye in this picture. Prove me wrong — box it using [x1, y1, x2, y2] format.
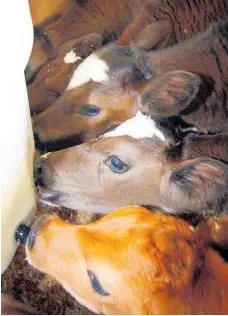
[105, 156, 128, 173]
[87, 270, 110, 296]
[80, 105, 100, 116]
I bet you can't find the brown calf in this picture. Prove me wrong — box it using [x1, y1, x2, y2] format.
[34, 113, 228, 217]
[26, 206, 228, 314]
[33, 20, 228, 152]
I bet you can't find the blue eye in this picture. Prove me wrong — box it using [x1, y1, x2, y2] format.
[106, 156, 128, 173]
[80, 105, 100, 116]
[87, 270, 110, 296]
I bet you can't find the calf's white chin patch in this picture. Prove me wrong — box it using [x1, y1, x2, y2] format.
[66, 53, 109, 90]
[64, 50, 82, 64]
[104, 112, 165, 141]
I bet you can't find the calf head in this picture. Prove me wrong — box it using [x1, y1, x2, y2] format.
[25, 29, 55, 84]
[25, 206, 228, 314]
[28, 51, 81, 115]
[32, 44, 151, 151]
[34, 113, 228, 216]
[33, 81, 137, 151]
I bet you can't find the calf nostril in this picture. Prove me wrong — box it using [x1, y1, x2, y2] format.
[34, 158, 46, 187]
[15, 224, 31, 245]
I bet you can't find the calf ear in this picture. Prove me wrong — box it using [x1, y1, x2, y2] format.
[170, 158, 226, 191]
[140, 71, 202, 116]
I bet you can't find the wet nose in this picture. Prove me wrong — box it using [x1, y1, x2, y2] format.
[27, 215, 56, 250]
[34, 157, 47, 187]
[15, 224, 30, 245]
[25, 65, 36, 85]
[28, 216, 49, 249]
[15, 224, 36, 250]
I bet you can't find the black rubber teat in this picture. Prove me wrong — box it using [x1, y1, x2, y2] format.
[15, 224, 31, 245]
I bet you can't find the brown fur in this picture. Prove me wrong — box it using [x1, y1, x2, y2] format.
[28, 51, 81, 114]
[28, 33, 104, 114]
[140, 20, 228, 133]
[182, 132, 228, 164]
[117, 0, 228, 49]
[29, 0, 75, 27]
[26, 206, 228, 314]
[1, 293, 39, 315]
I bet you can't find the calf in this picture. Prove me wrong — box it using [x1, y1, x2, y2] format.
[25, 206, 228, 314]
[28, 48, 82, 114]
[34, 112, 228, 217]
[32, 20, 228, 151]
[26, 0, 146, 82]
[28, 0, 227, 106]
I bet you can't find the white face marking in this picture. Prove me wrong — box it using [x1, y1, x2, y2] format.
[180, 126, 198, 133]
[40, 152, 51, 159]
[104, 112, 166, 141]
[64, 50, 82, 64]
[67, 53, 109, 90]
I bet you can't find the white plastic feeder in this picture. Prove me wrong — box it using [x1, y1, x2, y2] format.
[1, 1, 36, 273]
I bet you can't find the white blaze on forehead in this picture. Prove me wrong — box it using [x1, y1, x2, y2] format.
[64, 50, 82, 64]
[67, 53, 109, 90]
[40, 152, 51, 159]
[104, 112, 165, 141]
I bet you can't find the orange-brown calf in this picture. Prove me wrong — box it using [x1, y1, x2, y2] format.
[26, 206, 228, 314]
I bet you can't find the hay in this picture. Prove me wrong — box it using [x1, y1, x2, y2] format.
[1, 201, 103, 315]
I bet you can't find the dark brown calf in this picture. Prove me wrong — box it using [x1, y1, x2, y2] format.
[28, 0, 228, 112]
[140, 22, 228, 133]
[26, 0, 146, 82]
